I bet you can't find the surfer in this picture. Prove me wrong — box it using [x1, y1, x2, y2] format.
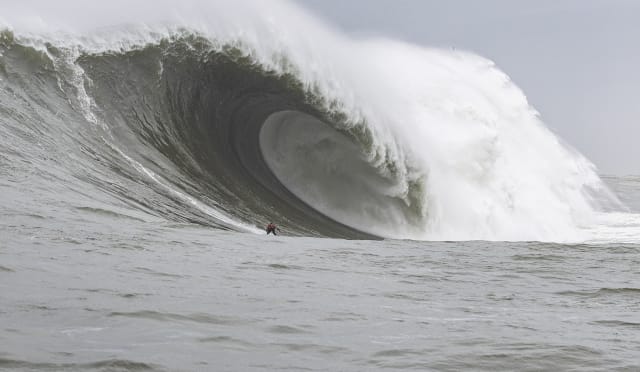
[266, 222, 279, 235]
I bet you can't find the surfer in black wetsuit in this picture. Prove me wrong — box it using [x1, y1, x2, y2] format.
[266, 222, 279, 235]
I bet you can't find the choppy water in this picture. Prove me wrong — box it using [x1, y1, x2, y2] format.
[2, 191, 640, 371]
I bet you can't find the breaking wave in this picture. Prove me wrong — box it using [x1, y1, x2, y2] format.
[0, 0, 628, 240]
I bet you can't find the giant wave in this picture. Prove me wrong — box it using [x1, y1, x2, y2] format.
[0, 0, 623, 241]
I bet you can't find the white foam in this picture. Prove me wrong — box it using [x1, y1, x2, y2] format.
[583, 212, 640, 244]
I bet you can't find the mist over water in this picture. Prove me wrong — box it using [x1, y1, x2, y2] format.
[1, 1, 640, 371]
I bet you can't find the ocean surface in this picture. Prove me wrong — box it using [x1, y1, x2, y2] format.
[2, 177, 640, 371]
[2, 1, 640, 370]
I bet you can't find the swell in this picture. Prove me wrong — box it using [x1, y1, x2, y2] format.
[557, 287, 640, 298]
[0, 358, 157, 371]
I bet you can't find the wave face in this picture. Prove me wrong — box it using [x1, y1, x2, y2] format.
[0, 0, 624, 241]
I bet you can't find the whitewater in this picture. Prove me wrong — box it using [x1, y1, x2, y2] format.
[1, 0, 639, 371]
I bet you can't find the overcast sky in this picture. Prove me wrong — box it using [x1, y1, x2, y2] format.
[295, 0, 640, 175]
